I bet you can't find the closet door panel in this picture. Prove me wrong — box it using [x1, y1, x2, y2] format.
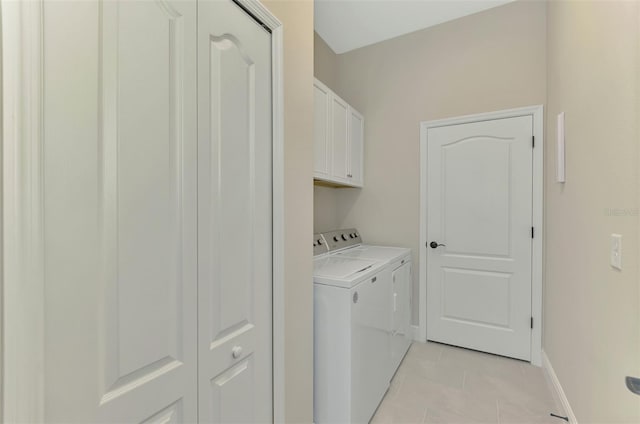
[197, 0, 273, 422]
[43, 1, 198, 421]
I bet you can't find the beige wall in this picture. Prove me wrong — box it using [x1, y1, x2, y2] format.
[314, 32, 338, 91]
[329, 0, 547, 323]
[545, 1, 640, 421]
[314, 185, 340, 233]
[262, 1, 314, 422]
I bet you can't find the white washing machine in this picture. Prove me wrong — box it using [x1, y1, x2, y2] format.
[313, 229, 412, 424]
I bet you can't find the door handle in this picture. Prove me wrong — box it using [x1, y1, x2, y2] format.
[429, 241, 445, 249]
[626, 376, 640, 396]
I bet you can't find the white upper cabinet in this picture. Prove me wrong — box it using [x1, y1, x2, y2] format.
[348, 108, 364, 187]
[330, 94, 349, 183]
[313, 81, 331, 178]
[313, 78, 364, 188]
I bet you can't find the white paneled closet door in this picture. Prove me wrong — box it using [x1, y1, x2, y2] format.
[42, 0, 274, 422]
[197, 0, 273, 422]
[43, 0, 198, 422]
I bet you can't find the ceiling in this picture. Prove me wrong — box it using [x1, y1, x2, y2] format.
[315, 0, 517, 54]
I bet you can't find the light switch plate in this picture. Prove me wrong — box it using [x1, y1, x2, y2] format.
[611, 233, 622, 270]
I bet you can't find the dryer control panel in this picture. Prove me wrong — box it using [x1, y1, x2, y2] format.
[322, 228, 362, 252]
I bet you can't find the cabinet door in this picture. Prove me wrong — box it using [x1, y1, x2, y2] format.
[348, 107, 364, 187]
[331, 94, 350, 182]
[314, 79, 331, 178]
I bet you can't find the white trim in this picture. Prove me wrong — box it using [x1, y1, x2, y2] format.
[234, 1, 285, 420]
[269, 19, 286, 424]
[418, 105, 544, 366]
[0, 0, 286, 421]
[235, 0, 281, 29]
[411, 325, 420, 341]
[1, 0, 45, 421]
[542, 350, 578, 424]
[231, 1, 286, 420]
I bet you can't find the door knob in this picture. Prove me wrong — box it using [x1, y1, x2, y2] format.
[626, 376, 640, 395]
[430, 241, 445, 249]
[231, 346, 243, 359]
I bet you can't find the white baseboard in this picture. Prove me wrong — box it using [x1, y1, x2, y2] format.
[542, 350, 578, 424]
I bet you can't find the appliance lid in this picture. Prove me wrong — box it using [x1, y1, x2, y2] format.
[334, 245, 410, 263]
[313, 256, 379, 280]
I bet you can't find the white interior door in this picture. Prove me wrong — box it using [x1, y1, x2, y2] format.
[197, 0, 273, 422]
[426, 116, 533, 361]
[43, 0, 198, 421]
[40, 0, 273, 421]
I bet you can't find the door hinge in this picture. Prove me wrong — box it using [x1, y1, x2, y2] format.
[531, 317, 534, 329]
[531, 227, 534, 239]
[532, 135, 535, 148]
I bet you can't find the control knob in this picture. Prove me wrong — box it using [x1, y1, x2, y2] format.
[341, 234, 348, 241]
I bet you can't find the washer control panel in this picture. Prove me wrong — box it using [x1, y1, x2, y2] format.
[322, 228, 362, 252]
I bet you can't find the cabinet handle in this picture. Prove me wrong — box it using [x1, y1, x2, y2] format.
[347, 174, 352, 178]
[371, 276, 377, 283]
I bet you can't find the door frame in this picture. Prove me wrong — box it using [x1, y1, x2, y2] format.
[418, 105, 544, 366]
[0, 0, 286, 421]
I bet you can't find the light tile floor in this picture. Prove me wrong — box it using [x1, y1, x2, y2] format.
[371, 342, 566, 424]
